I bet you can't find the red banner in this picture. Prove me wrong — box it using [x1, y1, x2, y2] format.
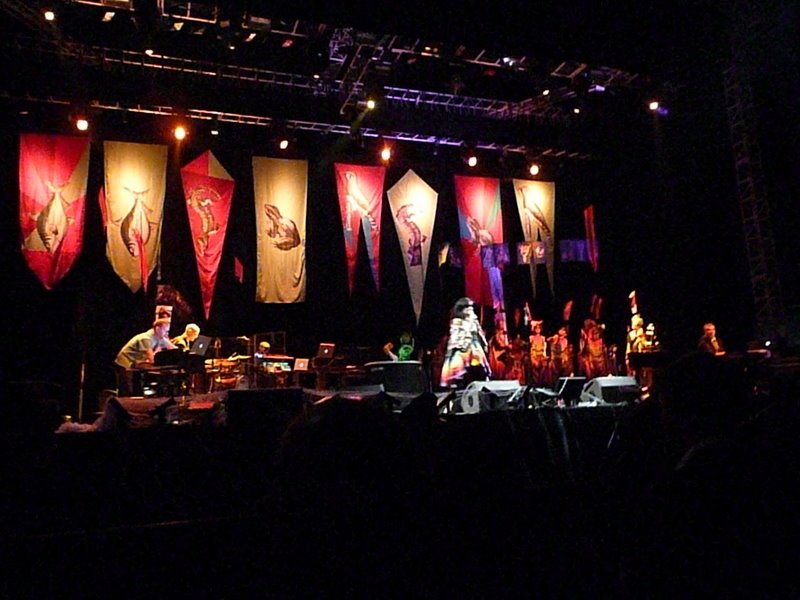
[19, 134, 90, 290]
[334, 163, 385, 293]
[180, 151, 235, 320]
[584, 205, 599, 272]
[454, 175, 503, 307]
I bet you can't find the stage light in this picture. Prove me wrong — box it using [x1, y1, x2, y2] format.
[76, 118, 89, 132]
[573, 106, 581, 114]
[102, 11, 116, 22]
[145, 47, 155, 56]
[528, 163, 540, 176]
[648, 100, 660, 111]
[366, 98, 376, 110]
[542, 89, 550, 96]
[278, 138, 290, 150]
[466, 153, 478, 168]
[44, 10, 55, 21]
[379, 139, 392, 162]
[174, 125, 187, 141]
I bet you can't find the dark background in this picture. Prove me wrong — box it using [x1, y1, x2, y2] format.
[1, 0, 798, 413]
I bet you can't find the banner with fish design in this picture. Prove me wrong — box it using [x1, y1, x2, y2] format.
[386, 169, 438, 324]
[103, 141, 168, 293]
[454, 175, 503, 307]
[334, 163, 385, 293]
[253, 157, 307, 303]
[513, 179, 555, 299]
[19, 134, 90, 290]
[180, 151, 235, 318]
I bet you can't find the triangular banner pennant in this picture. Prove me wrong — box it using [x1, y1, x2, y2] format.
[387, 169, 438, 324]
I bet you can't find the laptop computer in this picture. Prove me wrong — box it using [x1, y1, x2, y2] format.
[294, 358, 309, 372]
[154, 348, 183, 367]
[316, 343, 335, 358]
[190, 335, 212, 357]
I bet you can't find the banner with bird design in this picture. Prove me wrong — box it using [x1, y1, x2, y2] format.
[334, 163, 385, 293]
[253, 157, 307, 303]
[386, 169, 438, 324]
[513, 179, 555, 299]
[454, 175, 504, 308]
[102, 141, 168, 293]
[19, 133, 90, 290]
[180, 151, 235, 319]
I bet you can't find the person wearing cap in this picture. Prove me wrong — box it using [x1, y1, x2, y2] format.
[114, 318, 177, 395]
[171, 323, 201, 351]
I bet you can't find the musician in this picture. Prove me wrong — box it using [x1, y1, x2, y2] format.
[171, 323, 200, 351]
[550, 326, 574, 379]
[488, 312, 513, 380]
[114, 318, 177, 396]
[529, 320, 552, 386]
[581, 324, 611, 379]
[440, 297, 491, 388]
[698, 322, 726, 356]
[383, 332, 416, 362]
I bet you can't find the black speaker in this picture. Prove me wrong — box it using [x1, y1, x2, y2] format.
[364, 361, 429, 395]
[460, 380, 522, 413]
[579, 376, 640, 404]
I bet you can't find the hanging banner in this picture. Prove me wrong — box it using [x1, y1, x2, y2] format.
[386, 169, 438, 324]
[103, 141, 168, 293]
[253, 157, 307, 303]
[513, 179, 555, 299]
[584, 205, 599, 272]
[180, 151, 235, 319]
[19, 134, 90, 290]
[559, 239, 589, 262]
[454, 175, 503, 307]
[334, 163, 385, 293]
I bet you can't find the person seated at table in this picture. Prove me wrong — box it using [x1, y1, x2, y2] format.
[171, 323, 200, 351]
[114, 318, 177, 396]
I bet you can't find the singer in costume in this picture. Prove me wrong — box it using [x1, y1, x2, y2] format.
[440, 297, 491, 388]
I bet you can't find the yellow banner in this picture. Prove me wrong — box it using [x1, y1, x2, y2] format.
[513, 179, 555, 298]
[253, 157, 307, 303]
[103, 141, 168, 293]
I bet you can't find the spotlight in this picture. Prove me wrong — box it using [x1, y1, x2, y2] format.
[44, 10, 55, 21]
[278, 138, 290, 150]
[573, 106, 581, 114]
[174, 125, 187, 141]
[366, 98, 376, 110]
[466, 153, 478, 168]
[379, 139, 392, 162]
[75, 118, 89, 132]
[542, 89, 550, 96]
[648, 100, 660, 111]
[145, 47, 155, 56]
[528, 163, 540, 176]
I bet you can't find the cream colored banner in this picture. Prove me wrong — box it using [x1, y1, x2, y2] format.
[513, 179, 555, 298]
[253, 157, 307, 303]
[103, 141, 168, 293]
[387, 169, 438, 324]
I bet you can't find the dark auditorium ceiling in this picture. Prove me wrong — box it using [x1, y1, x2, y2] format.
[0, 0, 731, 161]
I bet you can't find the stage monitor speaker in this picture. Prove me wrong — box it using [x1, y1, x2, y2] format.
[555, 376, 586, 404]
[460, 380, 522, 413]
[579, 376, 640, 405]
[363, 361, 429, 395]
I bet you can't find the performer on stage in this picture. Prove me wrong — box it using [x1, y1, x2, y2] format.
[697, 322, 726, 356]
[440, 297, 491, 388]
[171, 323, 200, 351]
[488, 312, 513, 380]
[580, 323, 611, 379]
[114, 318, 177, 395]
[549, 325, 574, 379]
[383, 331, 416, 362]
[529, 320, 552, 387]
